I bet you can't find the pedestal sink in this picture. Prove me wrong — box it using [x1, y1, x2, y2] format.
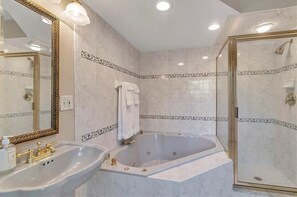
[0, 141, 108, 197]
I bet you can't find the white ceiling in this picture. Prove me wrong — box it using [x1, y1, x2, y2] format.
[84, 0, 238, 52]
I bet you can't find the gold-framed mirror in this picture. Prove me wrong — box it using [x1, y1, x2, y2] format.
[0, 0, 59, 144]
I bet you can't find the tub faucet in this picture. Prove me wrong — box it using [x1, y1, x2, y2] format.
[121, 137, 135, 145]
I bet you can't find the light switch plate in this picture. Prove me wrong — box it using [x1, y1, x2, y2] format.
[60, 95, 73, 111]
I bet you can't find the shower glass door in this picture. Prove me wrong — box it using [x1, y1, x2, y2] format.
[236, 35, 297, 191]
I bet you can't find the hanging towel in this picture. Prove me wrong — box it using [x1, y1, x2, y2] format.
[132, 84, 140, 105]
[126, 83, 134, 106]
[131, 83, 140, 135]
[118, 82, 134, 140]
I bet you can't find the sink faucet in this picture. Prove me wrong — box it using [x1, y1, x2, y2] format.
[16, 141, 57, 163]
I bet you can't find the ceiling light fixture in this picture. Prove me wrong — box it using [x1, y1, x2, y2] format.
[156, 1, 172, 12]
[29, 44, 41, 52]
[41, 16, 52, 25]
[202, 56, 208, 60]
[208, 24, 220, 31]
[254, 22, 274, 33]
[63, 0, 90, 26]
[178, 62, 184, 66]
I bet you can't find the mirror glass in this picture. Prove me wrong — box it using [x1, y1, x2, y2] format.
[0, 0, 58, 141]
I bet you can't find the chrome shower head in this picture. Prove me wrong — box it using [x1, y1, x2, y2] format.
[27, 57, 34, 66]
[275, 39, 293, 55]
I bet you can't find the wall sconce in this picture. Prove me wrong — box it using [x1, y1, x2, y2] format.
[63, 0, 90, 26]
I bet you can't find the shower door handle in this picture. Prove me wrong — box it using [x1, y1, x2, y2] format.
[235, 107, 238, 118]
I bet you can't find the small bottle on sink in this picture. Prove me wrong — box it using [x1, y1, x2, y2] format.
[0, 136, 16, 172]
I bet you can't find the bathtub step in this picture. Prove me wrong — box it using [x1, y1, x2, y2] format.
[140, 160, 169, 167]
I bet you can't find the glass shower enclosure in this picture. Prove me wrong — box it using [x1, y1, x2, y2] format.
[216, 30, 297, 194]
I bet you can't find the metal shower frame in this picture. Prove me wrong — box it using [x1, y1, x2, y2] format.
[216, 29, 297, 195]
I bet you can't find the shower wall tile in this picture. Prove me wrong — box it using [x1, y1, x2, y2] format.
[139, 47, 218, 135]
[0, 57, 34, 136]
[274, 40, 297, 185]
[74, 3, 141, 150]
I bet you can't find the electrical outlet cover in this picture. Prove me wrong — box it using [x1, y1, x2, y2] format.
[60, 95, 73, 111]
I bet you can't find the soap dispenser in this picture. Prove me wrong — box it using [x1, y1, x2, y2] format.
[0, 136, 16, 172]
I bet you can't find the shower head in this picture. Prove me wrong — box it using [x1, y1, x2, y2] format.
[27, 57, 34, 66]
[275, 39, 293, 55]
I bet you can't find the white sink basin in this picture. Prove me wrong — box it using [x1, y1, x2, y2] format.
[0, 141, 108, 197]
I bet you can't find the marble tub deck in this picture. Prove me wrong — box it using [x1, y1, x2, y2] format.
[76, 151, 234, 197]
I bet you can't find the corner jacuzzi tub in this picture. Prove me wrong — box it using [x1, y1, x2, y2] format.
[101, 132, 223, 176]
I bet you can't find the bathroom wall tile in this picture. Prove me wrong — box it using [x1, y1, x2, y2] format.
[74, 3, 141, 150]
[139, 47, 217, 135]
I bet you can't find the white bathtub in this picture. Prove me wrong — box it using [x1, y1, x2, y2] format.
[101, 132, 223, 176]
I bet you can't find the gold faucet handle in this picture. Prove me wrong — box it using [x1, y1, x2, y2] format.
[16, 149, 33, 158]
[46, 141, 57, 153]
[46, 141, 57, 147]
[16, 149, 34, 163]
[36, 142, 42, 151]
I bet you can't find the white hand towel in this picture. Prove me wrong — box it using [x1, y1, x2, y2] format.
[125, 83, 134, 106]
[118, 83, 134, 140]
[131, 83, 140, 135]
[132, 84, 140, 105]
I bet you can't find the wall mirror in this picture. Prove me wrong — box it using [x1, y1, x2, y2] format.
[0, 0, 59, 144]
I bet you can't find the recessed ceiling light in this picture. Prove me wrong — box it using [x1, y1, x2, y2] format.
[29, 44, 41, 51]
[156, 1, 172, 12]
[41, 16, 52, 25]
[202, 56, 208, 60]
[208, 24, 220, 31]
[254, 22, 274, 33]
[178, 62, 184, 66]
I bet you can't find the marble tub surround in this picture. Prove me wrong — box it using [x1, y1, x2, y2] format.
[74, 3, 141, 150]
[76, 152, 234, 197]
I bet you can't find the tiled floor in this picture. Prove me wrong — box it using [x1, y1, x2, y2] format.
[238, 164, 296, 188]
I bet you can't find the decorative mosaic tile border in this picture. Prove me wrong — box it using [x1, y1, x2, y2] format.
[40, 76, 52, 80]
[0, 70, 33, 78]
[81, 51, 140, 78]
[238, 63, 297, 76]
[81, 51, 296, 79]
[140, 115, 216, 121]
[0, 70, 51, 80]
[140, 115, 297, 131]
[81, 51, 229, 79]
[238, 118, 297, 130]
[81, 51, 297, 79]
[0, 110, 51, 119]
[139, 72, 228, 79]
[81, 123, 118, 142]
[0, 112, 33, 118]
